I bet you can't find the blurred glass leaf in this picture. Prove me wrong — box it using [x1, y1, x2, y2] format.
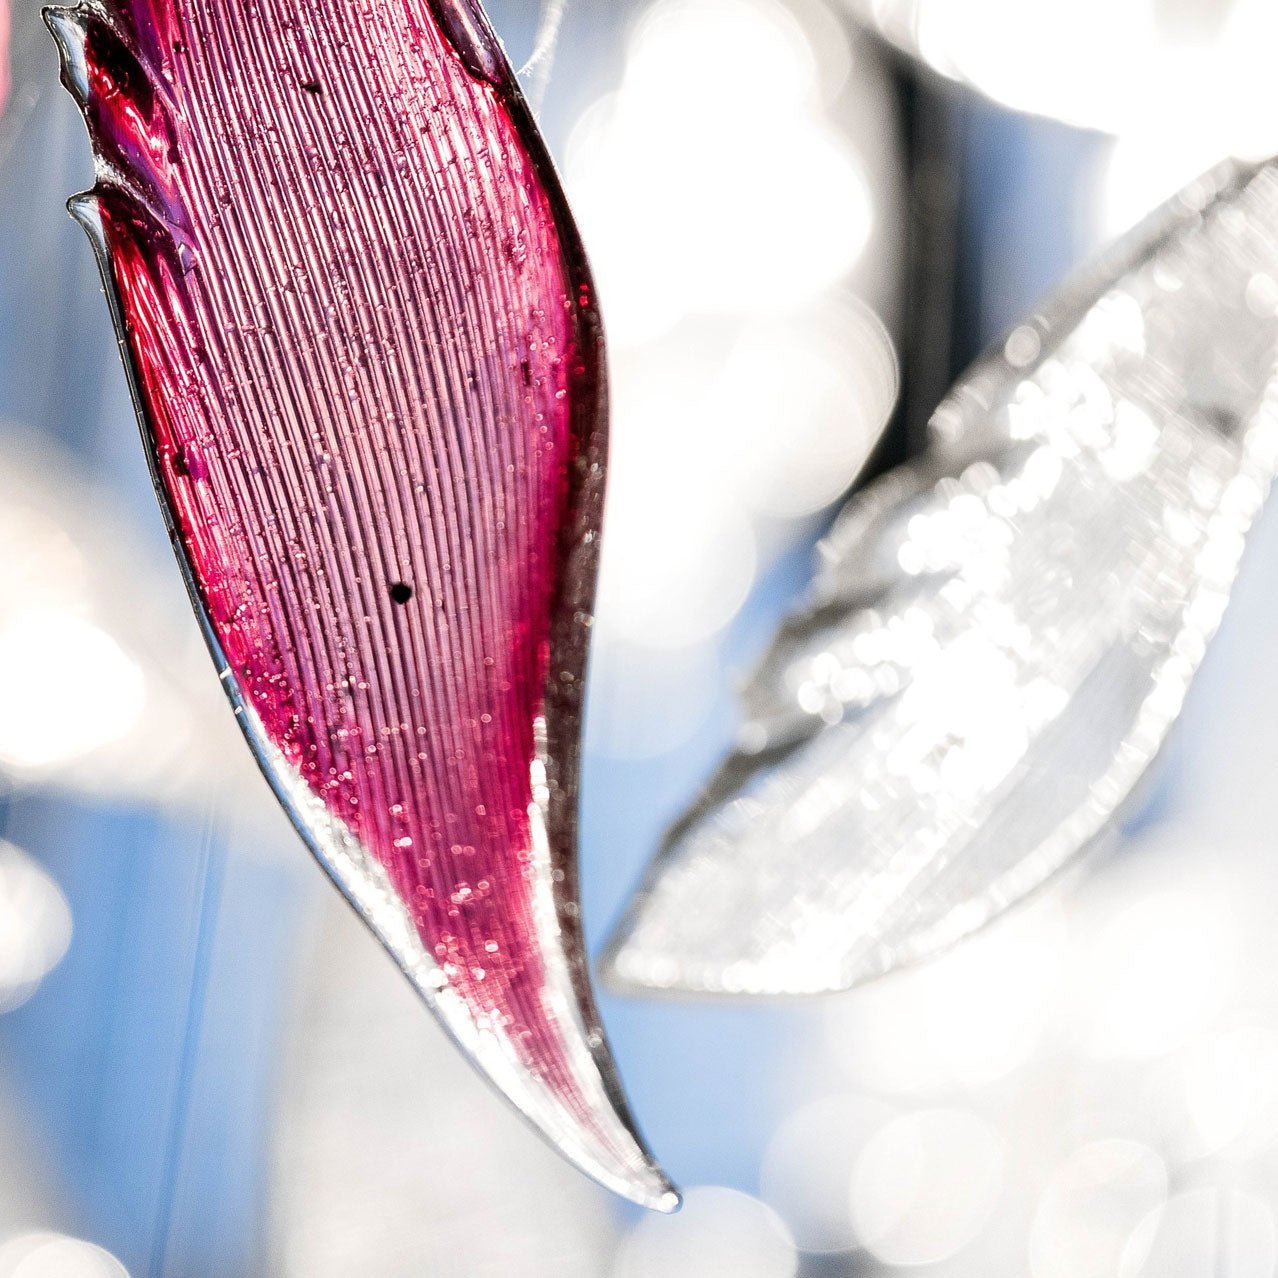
[606, 158, 1278, 995]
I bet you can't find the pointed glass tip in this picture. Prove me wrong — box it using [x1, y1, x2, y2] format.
[43, 5, 91, 107]
[629, 1176, 683, 1215]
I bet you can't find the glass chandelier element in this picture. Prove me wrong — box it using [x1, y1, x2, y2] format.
[606, 158, 1278, 996]
[47, 0, 674, 1208]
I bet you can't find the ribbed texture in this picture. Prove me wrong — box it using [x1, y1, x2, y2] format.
[51, 0, 672, 1204]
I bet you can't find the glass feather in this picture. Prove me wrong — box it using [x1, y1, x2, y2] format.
[46, 0, 675, 1207]
[605, 158, 1278, 996]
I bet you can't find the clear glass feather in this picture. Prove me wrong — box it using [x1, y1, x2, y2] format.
[605, 158, 1278, 996]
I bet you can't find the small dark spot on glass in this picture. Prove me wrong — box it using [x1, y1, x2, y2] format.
[302, 80, 323, 95]
[390, 582, 414, 605]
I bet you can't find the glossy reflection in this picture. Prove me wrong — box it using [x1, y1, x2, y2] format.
[845, 0, 1278, 148]
[0, 1233, 129, 1278]
[0, 841, 71, 1013]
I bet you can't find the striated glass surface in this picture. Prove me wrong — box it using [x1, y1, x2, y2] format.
[46, 0, 674, 1207]
[606, 159, 1278, 996]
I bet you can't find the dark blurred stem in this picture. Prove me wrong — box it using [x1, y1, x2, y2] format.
[862, 55, 967, 478]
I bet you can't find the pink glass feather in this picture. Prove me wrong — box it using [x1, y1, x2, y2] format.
[46, 0, 675, 1208]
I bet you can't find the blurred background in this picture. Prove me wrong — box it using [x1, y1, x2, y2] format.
[1, 0, 1277, 1273]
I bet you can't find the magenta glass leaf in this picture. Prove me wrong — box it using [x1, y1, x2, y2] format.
[46, 0, 675, 1208]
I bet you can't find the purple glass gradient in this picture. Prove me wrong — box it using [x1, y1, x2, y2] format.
[48, 0, 674, 1206]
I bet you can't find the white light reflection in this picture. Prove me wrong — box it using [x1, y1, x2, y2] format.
[851, 0, 1278, 158]
[0, 841, 72, 1013]
[0, 431, 254, 809]
[716, 301, 899, 519]
[1029, 1139, 1168, 1278]
[759, 1093, 896, 1253]
[568, 0, 872, 345]
[1181, 1027, 1278, 1158]
[825, 896, 1069, 1093]
[850, 1108, 1005, 1267]
[613, 1186, 798, 1278]
[1096, 120, 1265, 242]
[1078, 889, 1235, 1061]
[595, 358, 759, 648]
[1122, 1187, 1276, 1278]
[0, 610, 145, 771]
[0, 1234, 128, 1278]
[569, 0, 901, 674]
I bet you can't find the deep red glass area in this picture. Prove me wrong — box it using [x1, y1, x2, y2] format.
[52, 0, 671, 1205]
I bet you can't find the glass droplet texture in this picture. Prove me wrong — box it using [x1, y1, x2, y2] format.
[47, 0, 674, 1208]
[606, 160, 1278, 997]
